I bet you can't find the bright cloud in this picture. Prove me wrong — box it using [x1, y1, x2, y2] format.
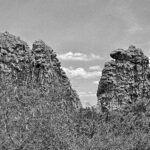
[58, 52, 101, 61]
[78, 91, 96, 97]
[62, 67, 101, 79]
[78, 91, 98, 107]
[89, 65, 101, 70]
[93, 80, 99, 85]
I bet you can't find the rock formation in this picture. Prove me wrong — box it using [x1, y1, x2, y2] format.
[97, 45, 150, 112]
[31, 40, 82, 110]
[0, 32, 82, 149]
[0, 31, 81, 110]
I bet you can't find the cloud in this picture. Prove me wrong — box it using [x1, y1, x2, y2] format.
[89, 65, 101, 70]
[93, 80, 99, 85]
[62, 66, 101, 79]
[79, 91, 97, 107]
[78, 91, 96, 97]
[58, 52, 101, 61]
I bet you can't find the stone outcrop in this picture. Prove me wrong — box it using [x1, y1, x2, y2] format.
[97, 45, 150, 112]
[0, 31, 82, 110]
[31, 40, 82, 110]
[0, 32, 82, 149]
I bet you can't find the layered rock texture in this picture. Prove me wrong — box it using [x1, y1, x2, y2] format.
[97, 45, 150, 112]
[0, 32, 81, 149]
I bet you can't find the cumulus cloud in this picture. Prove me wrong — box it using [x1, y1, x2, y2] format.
[62, 66, 101, 79]
[58, 52, 101, 61]
[78, 91, 96, 97]
[93, 80, 99, 85]
[89, 65, 101, 70]
[79, 91, 97, 107]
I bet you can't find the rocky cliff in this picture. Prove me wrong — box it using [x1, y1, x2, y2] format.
[0, 31, 81, 111]
[0, 32, 82, 149]
[97, 45, 150, 112]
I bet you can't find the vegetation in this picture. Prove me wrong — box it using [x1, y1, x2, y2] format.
[1, 69, 150, 150]
[73, 105, 150, 150]
[0, 32, 150, 150]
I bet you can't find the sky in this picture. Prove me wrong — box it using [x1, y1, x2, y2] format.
[1, 0, 150, 107]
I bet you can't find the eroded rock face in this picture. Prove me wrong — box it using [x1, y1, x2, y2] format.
[0, 32, 81, 110]
[0, 32, 30, 71]
[0, 32, 83, 149]
[31, 40, 82, 110]
[97, 46, 150, 112]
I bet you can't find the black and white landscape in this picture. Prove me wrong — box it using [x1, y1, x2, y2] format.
[0, 0, 150, 149]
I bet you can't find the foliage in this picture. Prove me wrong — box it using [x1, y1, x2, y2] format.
[0, 75, 77, 150]
[1, 78, 150, 150]
[0, 33, 150, 150]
